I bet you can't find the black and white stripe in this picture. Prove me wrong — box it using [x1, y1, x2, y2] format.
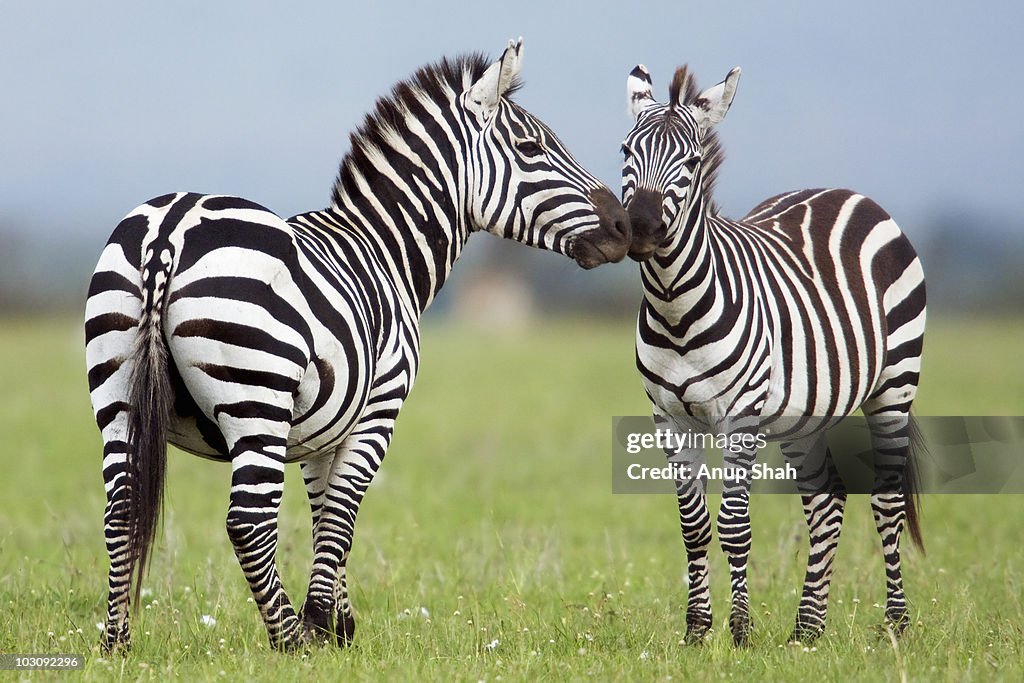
[620, 64, 926, 644]
[85, 40, 630, 652]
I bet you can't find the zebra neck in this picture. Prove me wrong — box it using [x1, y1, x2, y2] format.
[641, 199, 720, 321]
[328, 169, 472, 316]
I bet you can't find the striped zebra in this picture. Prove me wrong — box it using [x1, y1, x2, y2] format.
[620, 64, 926, 644]
[85, 40, 631, 652]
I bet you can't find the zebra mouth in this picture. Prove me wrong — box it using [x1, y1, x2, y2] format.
[570, 235, 617, 269]
[628, 245, 658, 261]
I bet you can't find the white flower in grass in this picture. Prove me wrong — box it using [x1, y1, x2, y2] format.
[201, 614, 216, 628]
[141, 588, 153, 599]
[484, 638, 500, 651]
[640, 650, 650, 660]
[419, 606, 430, 619]
[96, 622, 104, 631]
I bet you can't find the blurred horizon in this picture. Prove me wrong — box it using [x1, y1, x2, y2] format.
[1, 1, 1022, 315]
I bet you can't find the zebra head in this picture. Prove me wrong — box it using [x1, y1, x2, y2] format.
[621, 64, 741, 260]
[464, 39, 631, 269]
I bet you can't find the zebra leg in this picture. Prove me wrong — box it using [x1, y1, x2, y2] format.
[717, 420, 759, 646]
[864, 410, 914, 635]
[781, 433, 847, 642]
[299, 420, 396, 647]
[298, 455, 333, 642]
[657, 412, 713, 642]
[675, 466, 713, 642]
[99, 413, 134, 652]
[223, 425, 305, 651]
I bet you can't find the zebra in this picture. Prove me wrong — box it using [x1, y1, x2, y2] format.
[619, 63, 926, 644]
[85, 39, 631, 652]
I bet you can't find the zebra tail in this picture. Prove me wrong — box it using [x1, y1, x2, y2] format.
[904, 413, 926, 553]
[125, 260, 174, 609]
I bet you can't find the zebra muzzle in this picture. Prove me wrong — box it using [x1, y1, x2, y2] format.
[572, 188, 631, 269]
[625, 188, 667, 261]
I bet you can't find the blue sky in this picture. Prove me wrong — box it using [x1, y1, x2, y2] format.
[2, 1, 1021, 244]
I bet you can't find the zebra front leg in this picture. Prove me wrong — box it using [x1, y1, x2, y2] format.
[781, 433, 847, 642]
[675, 472, 713, 643]
[659, 412, 714, 643]
[717, 421, 758, 646]
[299, 420, 395, 647]
[225, 437, 305, 651]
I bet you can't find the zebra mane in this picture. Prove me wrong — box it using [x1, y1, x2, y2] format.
[668, 66, 725, 214]
[331, 53, 522, 208]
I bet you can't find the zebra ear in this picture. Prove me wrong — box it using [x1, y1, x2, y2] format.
[690, 67, 741, 128]
[467, 38, 524, 121]
[627, 64, 657, 119]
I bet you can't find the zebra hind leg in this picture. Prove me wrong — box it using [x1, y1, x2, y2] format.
[298, 455, 335, 644]
[863, 409, 921, 636]
[299, 425, 394, 647]
[100, 418, 134, 653]
[223, 422, 306, 651]
[781, 432, 847, 643]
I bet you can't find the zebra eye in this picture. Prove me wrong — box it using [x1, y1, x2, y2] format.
[516, 139, 544, 157]
[683, 157, 700, 171]
[620, 144, 632, 159]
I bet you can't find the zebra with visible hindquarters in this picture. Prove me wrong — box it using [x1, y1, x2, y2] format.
[85, 39, 631, 652]
[620, 64, 926, 644]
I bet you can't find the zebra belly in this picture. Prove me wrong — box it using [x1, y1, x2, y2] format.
[164, 411, 367, 463]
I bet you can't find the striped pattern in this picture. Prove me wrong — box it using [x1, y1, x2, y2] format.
[621, 65, 926, 644]
[85, 43, 630, 652]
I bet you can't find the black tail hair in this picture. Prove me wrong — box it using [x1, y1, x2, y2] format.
[904, 414, 926, 553]
[125, 278, 172, 609]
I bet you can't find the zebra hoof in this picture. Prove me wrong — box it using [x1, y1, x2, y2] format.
[100, 634, 130, 656]
[270, 623, 313, 653]
[730, 612, 752, 646]
[100, 622, 131, 655]
[883, 609, 911, 638]
[787, 623, 824, 644]
[300, 621, 333, 646]
[299, 605, 334, 645]
[335, 610, 356, 648]
[684, 624, 712, 645]
[684, 613, 713, 645]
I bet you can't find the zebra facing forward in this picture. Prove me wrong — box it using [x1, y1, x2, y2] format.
[620, 64, 926, 644]
[85, 39, 631, 652]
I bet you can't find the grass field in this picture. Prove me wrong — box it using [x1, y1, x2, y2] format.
[0, 315, 1022, 681]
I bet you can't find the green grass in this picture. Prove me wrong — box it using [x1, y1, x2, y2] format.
[0, 314, 1022, 681]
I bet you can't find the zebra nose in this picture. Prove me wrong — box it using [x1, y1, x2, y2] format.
[626, 188, 665, 261]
